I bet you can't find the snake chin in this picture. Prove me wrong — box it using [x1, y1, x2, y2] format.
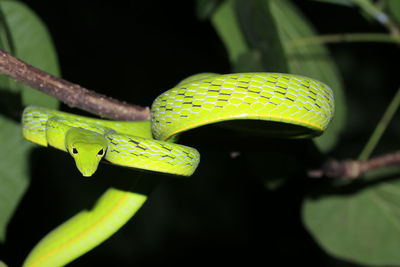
[76, 163, 97, 177]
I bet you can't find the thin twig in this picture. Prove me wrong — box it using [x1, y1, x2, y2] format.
[358, 86, 400, 160]
[308, 151, 400, 179]
[0, 49, 150, 121]
[306, 2, 400, 180]
[286, 33, 400, 48]
[353, 0, 400, 36]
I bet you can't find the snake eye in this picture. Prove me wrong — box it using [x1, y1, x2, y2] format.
[72, 147, 78, 155]
[97, 149, 104, 156]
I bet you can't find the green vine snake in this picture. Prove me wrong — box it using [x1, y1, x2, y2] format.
[21, 72, 334, 266]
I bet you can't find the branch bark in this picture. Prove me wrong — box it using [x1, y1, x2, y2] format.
[308, 151, 400, 179]
[0, 49, 150, 121]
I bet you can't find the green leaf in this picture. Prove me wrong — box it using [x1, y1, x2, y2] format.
[0, 0, 60, 108]
[0, 260, 8, 267]
[212, 0, 288, 72]
[308, 0, 354, 6]
[211, 0, 250, 65]
[0, 0, 60, 241]
[269, 0, 346, 152]
[233, 50, 264, 72]
[0, 116, 32, 241]
[235, 0, 288, 72]
[196, 0, 223, 20]
[303, 166, 400, 266]
[387, 0, 400, 24]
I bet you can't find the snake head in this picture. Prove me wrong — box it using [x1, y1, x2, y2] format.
[68, 143, 106, 177]
[66, 128, 108, 177]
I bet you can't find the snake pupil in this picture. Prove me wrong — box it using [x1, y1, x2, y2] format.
[72, 147, 78, 154]
[98, 149, 104, 156]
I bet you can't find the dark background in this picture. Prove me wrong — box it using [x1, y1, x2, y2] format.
[1, 1, 399, 266]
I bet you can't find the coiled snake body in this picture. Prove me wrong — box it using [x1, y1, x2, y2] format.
[21, 73, 334, 266]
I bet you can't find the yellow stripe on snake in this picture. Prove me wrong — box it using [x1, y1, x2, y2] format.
[21, 73, 334, 266]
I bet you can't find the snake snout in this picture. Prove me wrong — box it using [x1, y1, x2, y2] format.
[80, 169, 94, 177]
[75, 159, 98, 177]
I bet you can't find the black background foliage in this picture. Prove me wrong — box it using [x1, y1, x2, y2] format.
[1, 1, 399, 266]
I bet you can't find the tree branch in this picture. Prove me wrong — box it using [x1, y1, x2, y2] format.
[308, 151, 400, 179]
[0, 49, 150, 121]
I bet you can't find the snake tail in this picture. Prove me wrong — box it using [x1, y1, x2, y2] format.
[22, 189, 147, 267]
